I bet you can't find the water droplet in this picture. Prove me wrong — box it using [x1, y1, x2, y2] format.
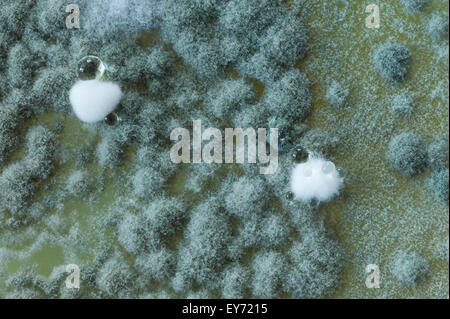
[104, 112, 121, 126]
[285, 191, 294, 201]
[77, 55, 105, 80]
[277, 129, 295, 153]
[292, 146, 309, 163]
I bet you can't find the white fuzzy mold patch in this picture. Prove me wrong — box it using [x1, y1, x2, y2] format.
[69, 80, 122, 123]
[290, 157, 343, 202]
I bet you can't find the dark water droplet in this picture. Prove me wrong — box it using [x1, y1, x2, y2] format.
[292, 146, 309, 163]
[285, 191, 294, 201]
[278, 128, 290, 150]
[104, 112, 120, 126]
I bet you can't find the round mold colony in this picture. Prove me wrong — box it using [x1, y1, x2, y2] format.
[373, 42, 411, 83]
[386, 132, 428, 177]
[391, 250, 430, 286]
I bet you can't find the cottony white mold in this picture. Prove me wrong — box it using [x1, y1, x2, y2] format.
[290, 157, 343, 202]
[69, 80, 122, 123]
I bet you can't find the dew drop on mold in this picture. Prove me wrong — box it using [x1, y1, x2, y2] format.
[77, 55, 105, 80]
[104, 112, 121, 126]
[292, 146, 309, 163]
[285, 191, 294, 201]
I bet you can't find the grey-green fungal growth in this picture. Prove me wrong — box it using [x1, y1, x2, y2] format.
[174, 199, 233, 292]
[135, 248, 176, 284]
[117, 196, 187, 254]
[251, 250, 285, 298]
[33, 0, 68, 40]
[0, 1, 34, 42]
[299, 128, 339, 159]
[7, 43, 35, 88]
[401, 0, 430, 13]
[65, 170, 94, 198]
[5, 267, 46, 299]
[120, 45, 175, 84]
[261, 14, 308, 67]
[428, 136, 449, 171]
[0, 125, 57, 216]
[224, 176, 272, 220]
[221, 263, 251, 298]
[25, 125, 58, 179]
[373, 42, 411, 83]
[443, 237, 449, 261]
[96, 134, 126, 169]
[269, 119, 308, 153]
[263, 69, 312, 122]
[96, 255, 136, 298]
[428, 169, 449, 203]
[204, 78, 256, 119]
[132, 167, 167, 198]
[387, 132, 428, 176]
[0, 102, 22, 164]
[284, 234, 344, 298]
[428, 15, 449, 42]
[0, 163, 38, 216]
[236, 213, 291, 250]
[326, 80, 349, 108]
[184, 163, 222, 194]
[391, 251, 430, 286]
[31, 67, 74, 113]
[159, 0, 308, 82]
[391, 93, 415, 116]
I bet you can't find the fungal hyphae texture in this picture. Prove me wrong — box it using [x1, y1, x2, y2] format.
[0, 0, 448, 299]
[387, 132, 428, 177]
[373, 42, 412, 83]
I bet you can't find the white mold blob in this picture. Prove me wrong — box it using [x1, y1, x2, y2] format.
[69, 80, 122, 123]
[290, 157, 343, 202]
